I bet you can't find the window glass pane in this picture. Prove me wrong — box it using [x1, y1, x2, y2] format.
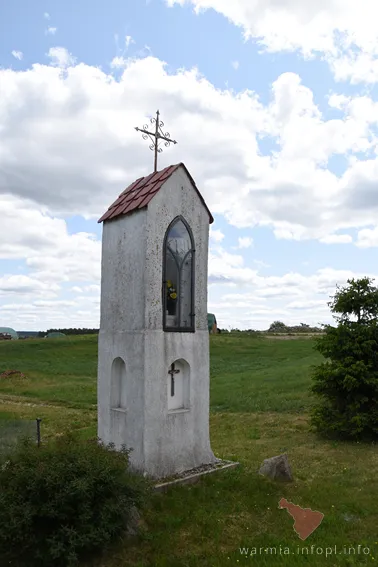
[164, 218, 194, 330]
[166, 249, 179, 322]
[167, 220, 191, 262]
[179, 251, 192, 328]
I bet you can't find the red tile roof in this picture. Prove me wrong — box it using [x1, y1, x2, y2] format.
[98, 162, 214, 224]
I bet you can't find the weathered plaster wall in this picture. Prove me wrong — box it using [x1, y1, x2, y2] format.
[99, 209, 147, 332]
[97, 210, 147, 470]
[143, 330, 214, 477]
[143, 167, 215, 477]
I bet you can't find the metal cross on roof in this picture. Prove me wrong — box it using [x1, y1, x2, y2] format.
[135, 110, 177, 172]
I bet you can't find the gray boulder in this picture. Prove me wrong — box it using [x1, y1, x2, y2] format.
[259, 453, 293, 482]
[126, 506, 140, 536]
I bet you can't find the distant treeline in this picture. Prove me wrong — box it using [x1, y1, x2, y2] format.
[36, 322, 322, 337]
[38, 328, 100, 337]
[267, 321, 323, 333]
[219, 321, 324, 334]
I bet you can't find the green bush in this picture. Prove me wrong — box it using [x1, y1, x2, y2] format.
[311, 277, 378, 440]
[0, 433, 150, 567]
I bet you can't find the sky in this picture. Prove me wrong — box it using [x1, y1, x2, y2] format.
[2, 0, 378, 331]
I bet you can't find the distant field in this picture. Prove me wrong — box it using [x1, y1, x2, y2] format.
[1, 334, 377, 567]
[0, 333, 320, 425]
[0, 335, 98, 443]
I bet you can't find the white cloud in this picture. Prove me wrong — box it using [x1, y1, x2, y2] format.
[111, 56, 128, 69]
[209, 257, 378, 329]
[0, 195, 101, 284]
[237, 236, 253, 248]
[286, 299, 328, 310]
[254, 259, 270, 268]
[1, 54, 378, 239]
[356, 226, 378, 247]
[328, 93, 350, 110]
[0, 195, 101, 330]
[83, 284, 100, 293]
[0, 195, 65, 259]
[111, 35, 135, 68]
[125, 35, 135, 49]
[47, 46, 76, 67]
[0, 275, 60, 297]
[33, 299, 78, 307]
[44, 12, 50, 19]
[232, 60, 240, 70]
[319, 234, 353, 244]
[0, 295, 100, 330]
[209, 245, 368, 298]
[209, 228, 225, 242]
[46, 26, 57, 35]
[11, 50, 23, 61]
[209, 246, 258, 286]
[166, 0, 378, 83]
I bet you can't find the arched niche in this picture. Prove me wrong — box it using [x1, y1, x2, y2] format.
[110, 357, 127, 411]
[167, 358, 190, 412]
[162, 216, 195, 332]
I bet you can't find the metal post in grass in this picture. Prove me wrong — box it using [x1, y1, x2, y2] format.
[36, 418, 42, 447]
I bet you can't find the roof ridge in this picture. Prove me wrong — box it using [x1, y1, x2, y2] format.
[98, 162, 213, 224]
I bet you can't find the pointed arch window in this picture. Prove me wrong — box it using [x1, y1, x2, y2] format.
[163, 217, 195, 332]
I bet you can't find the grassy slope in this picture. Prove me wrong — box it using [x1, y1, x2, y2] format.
[0, 335, 377, 566]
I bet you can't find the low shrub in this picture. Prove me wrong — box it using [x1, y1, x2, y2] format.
[0, 433, 150, 567]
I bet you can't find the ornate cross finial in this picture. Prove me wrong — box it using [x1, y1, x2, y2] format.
[135, 110, 177, 172]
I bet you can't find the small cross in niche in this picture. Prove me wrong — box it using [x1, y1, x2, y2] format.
[168, 363, 180, 396]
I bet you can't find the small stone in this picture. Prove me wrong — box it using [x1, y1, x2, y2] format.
[126, 506, 140, 536]
[259, 454, 293, 482]
[342, 513, 359, 523]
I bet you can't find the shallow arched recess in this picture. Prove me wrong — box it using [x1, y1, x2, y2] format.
[110, 357, 127, 411]
[167, 358, 190, 412]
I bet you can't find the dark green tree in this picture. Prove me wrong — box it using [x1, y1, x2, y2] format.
[311, 277, 378, 440]
[268, 321, 287, 332]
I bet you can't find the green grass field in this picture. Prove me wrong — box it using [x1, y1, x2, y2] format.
[1, 334, 377, 566]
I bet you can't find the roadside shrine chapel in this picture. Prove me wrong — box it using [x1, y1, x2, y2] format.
[97, 160, 217, 478]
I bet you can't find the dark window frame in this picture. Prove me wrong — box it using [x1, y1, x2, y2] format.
[162, 215, 196, 333]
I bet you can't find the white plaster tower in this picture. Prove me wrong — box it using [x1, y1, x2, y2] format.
[97, 160, 216, 479]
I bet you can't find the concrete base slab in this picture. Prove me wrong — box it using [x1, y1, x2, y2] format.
[154, 460, 239, 492]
